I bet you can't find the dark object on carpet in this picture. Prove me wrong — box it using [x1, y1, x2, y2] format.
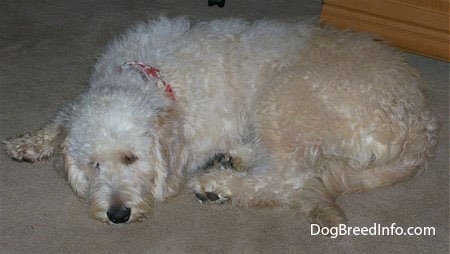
[209, 0, 225, 7]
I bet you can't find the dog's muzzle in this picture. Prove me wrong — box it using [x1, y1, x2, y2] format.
[107, 205, 131, 224]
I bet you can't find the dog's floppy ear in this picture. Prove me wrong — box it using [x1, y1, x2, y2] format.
[60, 137, 90, 198]
[151, 105, 186, 200]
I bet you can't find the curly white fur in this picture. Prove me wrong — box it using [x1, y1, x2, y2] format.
[4, 17, 436, 225]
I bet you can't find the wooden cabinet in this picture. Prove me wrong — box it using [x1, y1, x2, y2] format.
[321, 0, 449, 61]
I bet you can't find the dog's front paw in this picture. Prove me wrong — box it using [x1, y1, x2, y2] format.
[189, 153, 249, 205]
[3, 135, 46, 162]
[188, 170, 233, 205]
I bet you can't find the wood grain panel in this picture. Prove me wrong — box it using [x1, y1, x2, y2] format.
[321, 0, 449, 61]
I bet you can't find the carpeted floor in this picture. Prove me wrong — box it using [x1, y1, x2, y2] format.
[0, 1, 448, 253]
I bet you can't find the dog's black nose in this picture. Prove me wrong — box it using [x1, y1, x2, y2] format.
[107, 205, 131, 224]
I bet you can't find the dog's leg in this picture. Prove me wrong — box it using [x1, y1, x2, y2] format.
[298, 156, 350, 228]
[192, 153, 247, 204]
[189, 152, 269, 205]
[189, 162, 286, 206]
[3, 117, 66, 163]
[190, 153, 352, 227]
[189, 158, 348, 228]
[190, 153, 342, 221]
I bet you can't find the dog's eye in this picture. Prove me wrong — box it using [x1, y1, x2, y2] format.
[89, 161, 100, 169]
[122, 153, 138, 165]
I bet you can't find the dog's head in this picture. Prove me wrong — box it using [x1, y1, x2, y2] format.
[62, 85, 185, 224]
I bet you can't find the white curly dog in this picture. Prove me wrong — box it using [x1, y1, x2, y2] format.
[4, 18, 436, 225]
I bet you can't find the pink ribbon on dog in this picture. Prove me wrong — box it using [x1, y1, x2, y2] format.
[119, 61, 175, 100]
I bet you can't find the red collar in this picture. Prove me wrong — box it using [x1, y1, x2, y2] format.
[119, 61, 175, 100]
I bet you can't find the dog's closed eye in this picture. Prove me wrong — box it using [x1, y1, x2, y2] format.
[89, 161, 101, 169]
[122, 153, 138, 165]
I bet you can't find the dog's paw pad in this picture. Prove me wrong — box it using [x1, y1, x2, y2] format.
[206, 192, 220, 201]
[194, 192, 209, 202]
[194, 191, 228, 204]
